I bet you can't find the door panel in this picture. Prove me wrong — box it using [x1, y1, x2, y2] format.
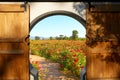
[86, 4, 120, 80]
[0, 4, 29, 80]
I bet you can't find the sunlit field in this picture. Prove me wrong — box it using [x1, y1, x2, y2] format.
[30, 40, 86, 78]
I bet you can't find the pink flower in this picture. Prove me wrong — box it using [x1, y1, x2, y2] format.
[38, 64, 42, 69]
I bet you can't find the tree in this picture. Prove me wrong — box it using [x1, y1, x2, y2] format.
[72, 30, 78, 40]
[59, 35, 64, 40]
[35, 36, 40, 40]
[49, 36, 53, 40]
[63, 36, 69, 40]
[55, 36, 59, 40]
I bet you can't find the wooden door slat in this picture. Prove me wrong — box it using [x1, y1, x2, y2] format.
[0, 4, 24, 12]
[0, 38, 23, 43]
[0, 50, 24, 54]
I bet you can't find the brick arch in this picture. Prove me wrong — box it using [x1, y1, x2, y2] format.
[30, 10, 86, 31]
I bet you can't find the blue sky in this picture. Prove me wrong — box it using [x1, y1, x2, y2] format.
[30, 15, 86, 38]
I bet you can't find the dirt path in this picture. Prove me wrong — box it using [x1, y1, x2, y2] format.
[30, 55, 79, 80]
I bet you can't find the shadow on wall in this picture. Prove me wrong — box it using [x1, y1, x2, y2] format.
[86, 4, 120, 78]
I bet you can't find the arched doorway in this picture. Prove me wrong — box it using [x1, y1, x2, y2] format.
[30, 10, 86, 79]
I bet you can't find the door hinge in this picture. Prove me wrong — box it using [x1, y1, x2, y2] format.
[20, 1, 28, 11]
[87, 1, 95, 11]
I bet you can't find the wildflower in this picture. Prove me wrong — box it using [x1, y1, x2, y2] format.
[31, 61, 35, 64]
[74, 58, 79, 62]
[35, 61, 39, 65]
[77, 49, 81, 52]
[60, 64, 64, 68]
[80, 66, 84, 68]
[70, 50, 73, 52]
[38, 64, 42, 69]
[72, 61, 76, 66]
[72, 53, 76, 57]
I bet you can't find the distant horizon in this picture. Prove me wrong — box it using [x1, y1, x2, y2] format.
[30, 35, 86, 40]
[30, 15, 86, 38]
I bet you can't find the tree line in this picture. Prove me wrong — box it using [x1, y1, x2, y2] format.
[35, 30, 86, 40]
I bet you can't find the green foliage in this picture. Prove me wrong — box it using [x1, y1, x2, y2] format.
[46, 30, 86, 40]
[79, 38, 86, 41]
[32, 63, 39, 70]
[72, 30, 79, 40]
[59, 35, 64, 40]
[35, 36, 40, 40]
[59, 50, 86, 77]
[31, 50, 40, 55]
[49, 36, 53, 40]
[30, 40, 86, 78]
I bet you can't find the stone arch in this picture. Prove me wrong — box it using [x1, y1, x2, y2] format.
[30, 10, 86, 31]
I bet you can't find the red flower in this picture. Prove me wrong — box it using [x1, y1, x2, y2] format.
[74, 58, 79, 62]
[72, 61, 76, 66]
[38, 64, 42, 69]
[70, 50, 73, 52]
[73, 53, 76, 57]
[77, 49, 81, 52]
[60, 64, 64, 68]
[80, 66, 84, 68]
[35, 61, 39, 65]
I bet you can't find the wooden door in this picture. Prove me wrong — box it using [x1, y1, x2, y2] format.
[86, 3, 120, 80]
[0, 4, 29, 80]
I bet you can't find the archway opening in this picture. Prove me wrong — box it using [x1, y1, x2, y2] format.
[30, 14, 86, 80]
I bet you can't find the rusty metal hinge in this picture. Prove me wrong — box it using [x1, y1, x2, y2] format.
[20, 1, 28, 11]
[87, 1, 95, 11]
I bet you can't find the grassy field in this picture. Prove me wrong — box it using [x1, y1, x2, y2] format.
[30, 40, 86, 78]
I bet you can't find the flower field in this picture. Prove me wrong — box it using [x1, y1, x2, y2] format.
[30, 40, 86, 78]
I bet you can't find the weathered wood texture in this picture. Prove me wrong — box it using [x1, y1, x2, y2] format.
[86, 4, 120, 80]
[0, 4, 24, 12]
[0, 4, 29, 80]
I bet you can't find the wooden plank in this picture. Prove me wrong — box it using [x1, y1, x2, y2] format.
[0, 54, 29, 80]
[0, 8, 29, 39]
[0, 35, 29, 43]
[0, 38, 23, 43]
[0, 50, 24, 54]
[0, 43, 25, 54]
[0, 4, 24, 12]
[87, 53, 120, 79]
[90, 4, 120, 12]
[87, 53, 109, 79]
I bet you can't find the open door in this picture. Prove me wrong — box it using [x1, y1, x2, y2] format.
[0, 4, 29, 80]
[86, 3, 120, 80]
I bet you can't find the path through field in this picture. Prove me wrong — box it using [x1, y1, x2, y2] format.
[30, 55, 79, 80]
